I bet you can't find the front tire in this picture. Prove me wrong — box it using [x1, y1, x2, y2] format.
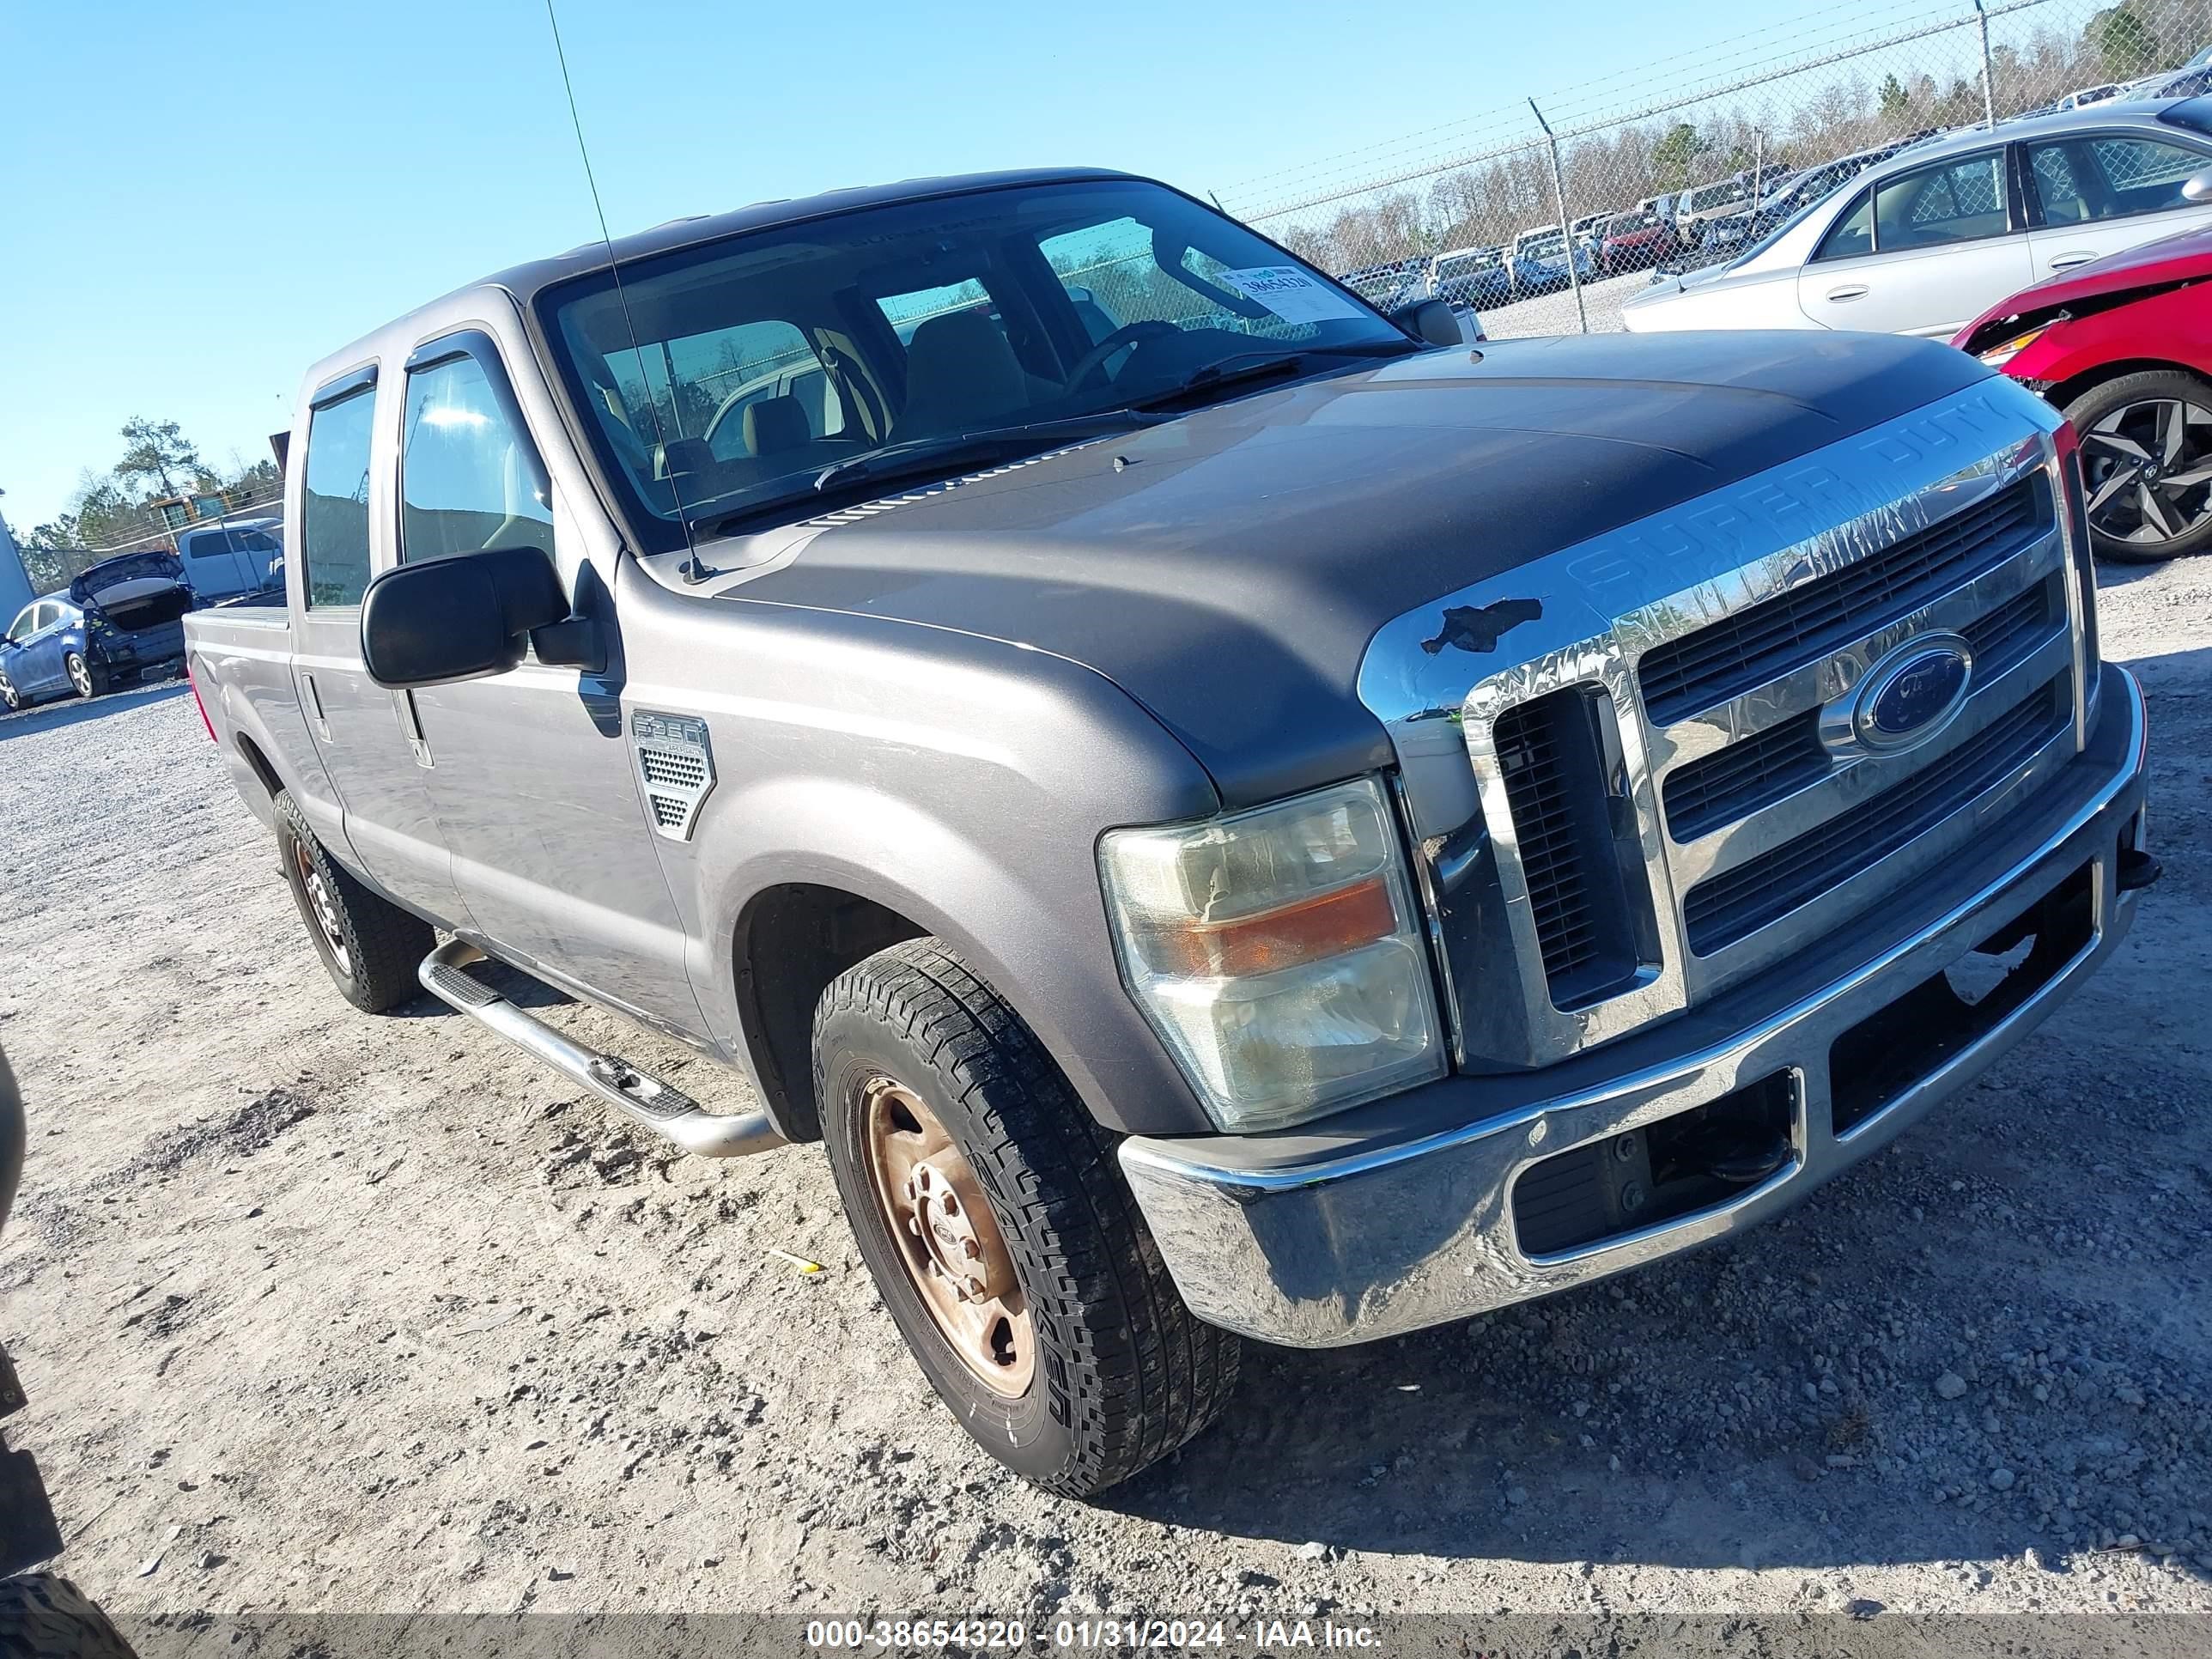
[2065, 369, 2212, 563]
[273, 790, 432, 1013]
[0, 671, 20, 711]
[0, 1574, 139, 1658]
[814, 939, 1239, 1497]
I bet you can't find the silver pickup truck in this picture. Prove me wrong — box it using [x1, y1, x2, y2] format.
[183, 167, 2156, 1497]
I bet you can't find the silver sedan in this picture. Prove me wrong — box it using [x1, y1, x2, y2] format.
[1625, 99, 2212, 338]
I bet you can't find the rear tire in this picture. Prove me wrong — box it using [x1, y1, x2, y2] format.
[273, 791, 432, 1013]
[814, 939, 1239, 1497]
[0, 1574, 139, 1658]
[2064, 369, 2212, 564]
[63, 654, 100, 702]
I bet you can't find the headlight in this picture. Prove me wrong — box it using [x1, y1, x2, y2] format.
[1978, 326, 2046, 368]
[1098, 776, 1445, 1133]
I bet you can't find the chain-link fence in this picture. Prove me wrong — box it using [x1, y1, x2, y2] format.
[1223, 0, 2212, 339]
[20, 478, 283, 593]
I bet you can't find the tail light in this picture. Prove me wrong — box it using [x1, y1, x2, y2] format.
[185, 661, 217, 742]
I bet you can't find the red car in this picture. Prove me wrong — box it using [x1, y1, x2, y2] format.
[1597, 209, 1680, 276]
[1954, 225, 2212, 562]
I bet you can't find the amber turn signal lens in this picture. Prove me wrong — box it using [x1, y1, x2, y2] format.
[1137, 876, 1399, 979]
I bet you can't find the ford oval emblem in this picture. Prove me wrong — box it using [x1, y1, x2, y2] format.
[1848, 635, 1974, 754]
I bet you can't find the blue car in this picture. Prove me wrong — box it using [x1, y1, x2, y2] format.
[1508, 223, 1599, 296]
[0, 550, 196, 710]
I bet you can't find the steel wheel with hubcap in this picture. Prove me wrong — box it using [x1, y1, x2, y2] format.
[2067, 371, 2212, 563]
[814, 937, 1239, 1496]
[271, 789, 433, 1012]
[293, 839, 353, 979]
[859, 1076, 1034, 1396]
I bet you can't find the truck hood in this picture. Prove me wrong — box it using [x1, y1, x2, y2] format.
[732, 330, 1992, 806]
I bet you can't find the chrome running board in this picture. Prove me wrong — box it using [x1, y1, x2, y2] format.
[418, 939, 784, 1158]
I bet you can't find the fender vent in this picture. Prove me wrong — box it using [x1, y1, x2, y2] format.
[632, 711, 715, 842]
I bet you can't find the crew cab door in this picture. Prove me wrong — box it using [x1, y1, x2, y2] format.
[390, 323, 705, 1036]
[290, 365, 472, 926]
[2021, 130, 2212, 281]
[1796, 148, 2032, 337]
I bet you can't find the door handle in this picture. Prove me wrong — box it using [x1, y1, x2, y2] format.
[2048, 252, 2096, 270]
[392, 689, 433, 769]
[1826, 283, 1870, 301]
[300, 672, 331, 742]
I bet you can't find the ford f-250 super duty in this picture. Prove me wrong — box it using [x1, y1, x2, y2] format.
[183, 168, 2157, 1497]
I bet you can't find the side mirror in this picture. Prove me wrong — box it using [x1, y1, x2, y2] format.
[361, 545, 568, 689]
[2185, 169, 2212, 204]
[1392, 297, 1466, 348]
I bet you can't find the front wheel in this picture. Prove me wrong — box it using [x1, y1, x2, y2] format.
[814, 939, 1239, 1497]
[273, 790, 433, 1012]
[0, 670, 20, 711]
[2066, 370, 2212, 563]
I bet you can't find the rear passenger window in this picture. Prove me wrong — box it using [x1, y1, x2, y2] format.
[301, 386, 377, 608]
[399, 352, 553, 563]
[1872, 152, 2008, 252]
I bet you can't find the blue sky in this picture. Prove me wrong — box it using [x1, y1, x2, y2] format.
[3, 0, 1826, 533]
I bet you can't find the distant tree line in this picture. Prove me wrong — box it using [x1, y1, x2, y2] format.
[20, 416, 279, 586]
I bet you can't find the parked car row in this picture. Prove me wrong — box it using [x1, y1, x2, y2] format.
[0, 521, 285, 711]
[1626, 99, 2212, 338]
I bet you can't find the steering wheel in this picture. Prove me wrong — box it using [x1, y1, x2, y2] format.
[1062, 319, 1182, 390]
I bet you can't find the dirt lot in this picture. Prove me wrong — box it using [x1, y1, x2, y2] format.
[2, 552, 2209, 1654]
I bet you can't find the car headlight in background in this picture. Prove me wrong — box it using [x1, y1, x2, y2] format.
[1098, 776, 1445, 1133]
[1977, 326, 2046, 368]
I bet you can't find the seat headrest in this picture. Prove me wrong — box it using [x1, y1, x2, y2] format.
[653, 437, 714, 482]
[898, 311, 1027, 441]
[744, 394, 811, 458]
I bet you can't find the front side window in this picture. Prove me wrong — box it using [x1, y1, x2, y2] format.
[1815, 190, 1875, 260]
[542, 179, 1407, 551]
[1870, 152, 2008, 253]
[6, 605, 36, 641]
[2031, 135, 2208, 223]
[301, 385, 376, 608]
[186, 530, 234, 559]
[398, 353, 553, 563]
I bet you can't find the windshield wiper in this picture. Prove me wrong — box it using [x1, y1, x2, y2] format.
[701, 410, 1158, 540]
[1131, 339, 1418, 412]
[806, 410, 1160, 498]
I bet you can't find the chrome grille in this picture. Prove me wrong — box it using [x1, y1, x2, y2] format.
[1664, 712, 1826, 842]
[1494, 699, 1600, 985]
[1661, 573, 2064, 842]
[1360, 385, 2086, 1073]
[1681, 676, 2069, 953]
[1638, 477, 2048, 724]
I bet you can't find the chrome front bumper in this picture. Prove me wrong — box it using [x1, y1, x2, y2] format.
[1118, 665, 2149, 1347]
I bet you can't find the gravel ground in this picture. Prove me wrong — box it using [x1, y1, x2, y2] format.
[1474, 268, 1650, 340]
[0, 555, 2208, 1654]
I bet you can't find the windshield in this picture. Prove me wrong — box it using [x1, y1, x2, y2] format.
[1519, 230, 1565, 258]
[1437, 247, 1502, 275]
[541, 179, 1405, 550]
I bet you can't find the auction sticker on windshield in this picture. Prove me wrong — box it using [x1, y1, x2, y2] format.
[1217, 266, 1368, 324]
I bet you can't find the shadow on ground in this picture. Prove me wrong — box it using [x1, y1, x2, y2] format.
[0, 679, 186, 737]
